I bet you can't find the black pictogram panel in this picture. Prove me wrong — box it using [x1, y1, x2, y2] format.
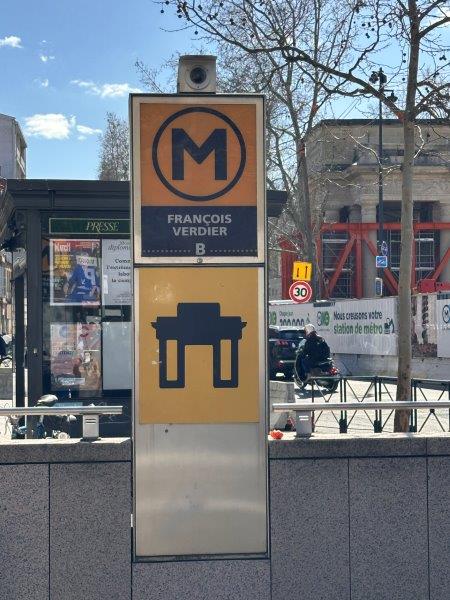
[152, 303, 246, 388]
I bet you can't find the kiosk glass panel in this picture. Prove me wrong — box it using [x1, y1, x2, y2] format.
[42, 235, 132, 404]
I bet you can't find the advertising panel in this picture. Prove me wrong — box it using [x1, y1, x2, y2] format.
[50, 239, 101, 306]
[50, 322, 101, 391]
[101, 239, 131, 306]
[269, 297, 398, 356]
[131, 95, 264, 263]
[437, 298, 450, 358]
[102, 321, 132, 389]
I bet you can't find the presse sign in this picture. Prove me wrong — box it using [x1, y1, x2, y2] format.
[131, 95, 264, 263]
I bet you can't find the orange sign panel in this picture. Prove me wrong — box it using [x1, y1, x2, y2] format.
[131, 96, 264, 261]
[292, 261, 313, 281]
[137, 266, 260, 424]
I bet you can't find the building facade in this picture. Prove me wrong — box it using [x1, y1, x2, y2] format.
[0, 114, 25, 335]
[276, 119, 450, 299]
[0, 113, 26, 179]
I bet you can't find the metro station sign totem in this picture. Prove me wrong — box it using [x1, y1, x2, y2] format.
[131, 94, 266, 558]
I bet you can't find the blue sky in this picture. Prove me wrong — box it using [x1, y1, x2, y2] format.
[2, 3, 449, 179]
[1, 0, 194, 179]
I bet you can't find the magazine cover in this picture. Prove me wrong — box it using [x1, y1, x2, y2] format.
[50, 239, 101, 306]
[50, 322, 101, 391]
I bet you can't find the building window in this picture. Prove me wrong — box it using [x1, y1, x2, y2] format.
[382, 202, 437, 281]
[322, 232, 354, 298]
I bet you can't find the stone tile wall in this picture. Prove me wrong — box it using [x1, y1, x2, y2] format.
[0, 436, 449, 600]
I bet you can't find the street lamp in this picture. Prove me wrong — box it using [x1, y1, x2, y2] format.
[369, 68, 398, 293]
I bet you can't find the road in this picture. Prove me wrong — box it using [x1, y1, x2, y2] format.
[270, 376, 450, 435]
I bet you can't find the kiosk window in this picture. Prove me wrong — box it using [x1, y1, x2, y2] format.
[42, 236, 132, 399]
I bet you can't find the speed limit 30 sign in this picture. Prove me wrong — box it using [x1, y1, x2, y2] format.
[289, 280, 313, 304]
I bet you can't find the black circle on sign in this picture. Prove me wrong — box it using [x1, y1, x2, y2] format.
[152, 106, 247, 201]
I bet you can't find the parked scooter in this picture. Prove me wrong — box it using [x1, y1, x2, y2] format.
[8, 414, 26, 439]
[35, 394, 76, 439]
[6, 395, 76, 439]
[294, 340, 340, 393]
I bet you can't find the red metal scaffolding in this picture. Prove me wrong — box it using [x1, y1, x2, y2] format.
[280, 222, 450, 299]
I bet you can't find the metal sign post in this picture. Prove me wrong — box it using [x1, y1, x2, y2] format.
[131, 93, 267, 559]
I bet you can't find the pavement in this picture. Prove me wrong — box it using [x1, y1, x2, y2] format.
[270, 376, 450, 435]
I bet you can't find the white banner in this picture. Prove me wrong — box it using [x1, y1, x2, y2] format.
[436, 298, 450, 358]
[101, 239, 131, 306]
[269, 297, 398, 356]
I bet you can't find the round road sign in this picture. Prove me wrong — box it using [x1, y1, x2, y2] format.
[289, 280, 313, 304]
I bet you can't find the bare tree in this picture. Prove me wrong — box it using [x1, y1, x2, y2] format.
[150, 1, 358, 297]
[217, 39, 355, 297]
[163, 0, 450, 430]
[98, 112, 129, 181]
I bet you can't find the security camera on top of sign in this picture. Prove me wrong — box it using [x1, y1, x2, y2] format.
[177, 55, 217, 94]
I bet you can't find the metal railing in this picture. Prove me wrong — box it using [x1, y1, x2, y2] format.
[273, 399, 450, 437]
[0, 406, 123, 440]
[278, 375, 450, 435]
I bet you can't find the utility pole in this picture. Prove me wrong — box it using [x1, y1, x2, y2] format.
[369, 68, 397, 295]
[377, 69, 386, 262]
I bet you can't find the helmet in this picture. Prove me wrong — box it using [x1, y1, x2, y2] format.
[305, 324, 316, 335]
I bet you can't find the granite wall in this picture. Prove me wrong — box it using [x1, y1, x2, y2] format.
[0, 368, 13, 398]
[0, 434, 449, 600]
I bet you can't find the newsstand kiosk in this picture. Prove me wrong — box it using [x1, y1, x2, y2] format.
[0, 180, 132, 435]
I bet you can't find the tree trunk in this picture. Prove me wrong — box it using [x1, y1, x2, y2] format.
[394, 119, 415, 431]
[394, 3, 419, 432]
[298, 145, 321, 299]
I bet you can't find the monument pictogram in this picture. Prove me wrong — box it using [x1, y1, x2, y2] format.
[152, 302, 246, 388]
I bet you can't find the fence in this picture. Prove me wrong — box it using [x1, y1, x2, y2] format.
[281, 375, 450, 434]
[0, 405, 123, 440]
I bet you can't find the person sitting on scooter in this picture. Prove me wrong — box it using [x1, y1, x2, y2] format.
[297, 324, 330, 385]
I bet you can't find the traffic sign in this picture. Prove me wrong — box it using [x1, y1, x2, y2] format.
[289, 280, 313, 304]
[376, 255, 388, 268]
[375, 277, 383, 297]
[292, 261, 312, 282]
[130, 95, 264, 263]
